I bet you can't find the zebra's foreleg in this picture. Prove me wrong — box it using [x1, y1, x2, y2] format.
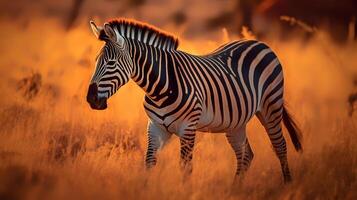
[226, 126, 254, 181]
[179, 131, 196, 175]
[145, 121, 172, 169]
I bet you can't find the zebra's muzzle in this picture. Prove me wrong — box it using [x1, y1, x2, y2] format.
[87, 83, 108, 110]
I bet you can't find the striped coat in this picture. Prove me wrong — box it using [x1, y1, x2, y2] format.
[87, 18, 302, 183]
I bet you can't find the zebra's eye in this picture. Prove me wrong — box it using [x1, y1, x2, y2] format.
[107, 60, 116, 65]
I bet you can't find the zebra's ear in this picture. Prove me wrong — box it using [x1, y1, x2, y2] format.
[103, 23, 116, 41]
[104, 23, 124, 46]
[90, 20, 102, 38]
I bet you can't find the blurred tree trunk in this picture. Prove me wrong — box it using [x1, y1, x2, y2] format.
[66, 0, 85, 30]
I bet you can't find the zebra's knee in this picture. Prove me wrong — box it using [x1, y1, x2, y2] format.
[180, 133, 196, 160]
[180, 144, 194, 165]
[272, 139, 287, 159]
[145, 148, 158, 169]
[145, 160, 156, 169]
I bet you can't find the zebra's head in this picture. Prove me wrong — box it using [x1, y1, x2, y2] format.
[87, 21, 133, 110]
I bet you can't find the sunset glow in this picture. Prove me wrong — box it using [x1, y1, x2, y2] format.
[0, 0, 356, 199]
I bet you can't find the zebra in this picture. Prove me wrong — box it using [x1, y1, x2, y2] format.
[86, 18, 303, 183]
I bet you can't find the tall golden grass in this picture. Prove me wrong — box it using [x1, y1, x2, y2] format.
[0, 18, 356, 200]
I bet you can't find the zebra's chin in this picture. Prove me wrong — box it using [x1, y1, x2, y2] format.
[88, 97, 107, 110]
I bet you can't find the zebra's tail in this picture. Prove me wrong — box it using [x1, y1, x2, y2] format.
[282, 106, 303, 152]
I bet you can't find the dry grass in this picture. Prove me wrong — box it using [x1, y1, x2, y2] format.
[0, 17, 356, 200]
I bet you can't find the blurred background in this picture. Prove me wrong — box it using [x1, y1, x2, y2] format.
[0, 1, 356, 200]
[1, 0, 357, 41]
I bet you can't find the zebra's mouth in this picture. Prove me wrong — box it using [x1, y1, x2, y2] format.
[87, 83, 108, 110]
[89, 97, 107, 110]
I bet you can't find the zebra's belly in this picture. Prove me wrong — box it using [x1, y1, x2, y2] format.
[196, 117, 255, 133]
[145, 105, 250, 134]
[196, 125, 236, 133]
[144, 95, 260, 134]
[195, 105, 256, 133]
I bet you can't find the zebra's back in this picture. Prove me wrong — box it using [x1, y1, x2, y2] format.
[191, 40, 284, 132]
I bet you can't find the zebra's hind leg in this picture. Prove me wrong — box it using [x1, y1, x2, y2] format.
[226, 126, 254, 182]
[145, 120, 172, 169]
[256, 109, 292, 183]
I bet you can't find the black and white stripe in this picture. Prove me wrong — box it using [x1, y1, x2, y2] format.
[87, 19, 303, 183]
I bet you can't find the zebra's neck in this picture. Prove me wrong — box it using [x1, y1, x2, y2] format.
[128, 39, 179, 102]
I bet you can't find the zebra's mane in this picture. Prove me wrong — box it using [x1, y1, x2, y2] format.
[99, 18, 179, 50]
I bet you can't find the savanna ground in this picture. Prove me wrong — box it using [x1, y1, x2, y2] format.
[0, 15, 357, 200]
